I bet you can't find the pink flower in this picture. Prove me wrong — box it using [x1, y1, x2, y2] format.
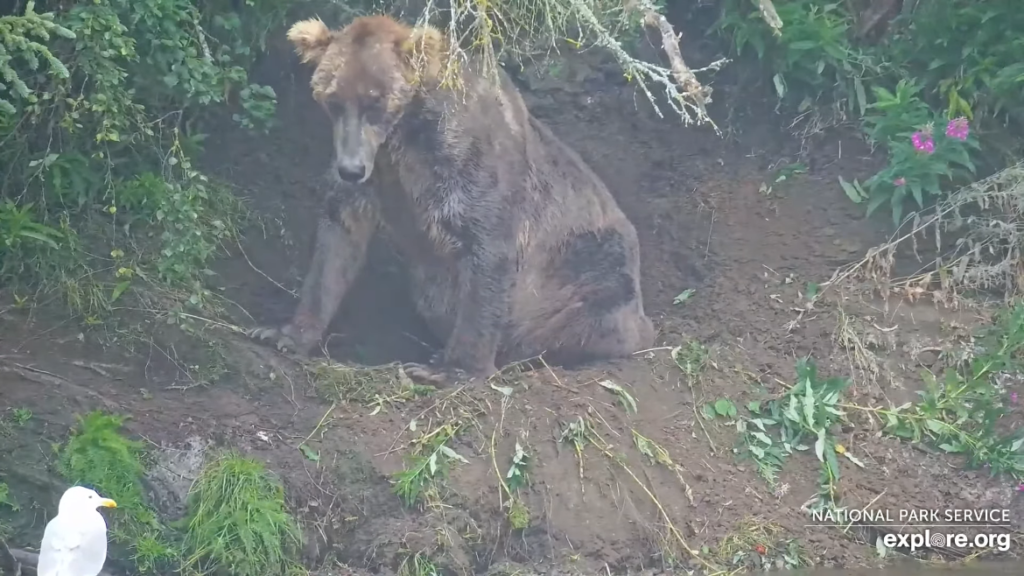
[945, 117, 970, 141]
[911, 131, 935, 154]
[894, 177, 906, 187]
[1012, 391, 1019, 403]
[1018, 483, 1024, 492]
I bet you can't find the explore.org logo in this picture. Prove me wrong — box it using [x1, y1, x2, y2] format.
[880, 530, 1011, 553]
[807, 507, 1013, 553]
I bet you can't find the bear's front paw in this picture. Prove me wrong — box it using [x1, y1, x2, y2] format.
[401, 360, 496, 387]
[247, 325, 302, 354]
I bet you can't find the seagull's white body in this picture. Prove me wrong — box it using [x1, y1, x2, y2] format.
[36, 486, 117, 576]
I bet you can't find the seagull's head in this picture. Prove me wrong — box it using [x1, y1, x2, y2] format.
[59, 486, 118, 514]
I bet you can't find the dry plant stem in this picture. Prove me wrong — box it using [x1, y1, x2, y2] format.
[591, 442, 723, 574]
[687, 375, 717, 454]
[300, 402, 336, 447]
[825, 163, 1024, 299]
[489, 399, 514, 506]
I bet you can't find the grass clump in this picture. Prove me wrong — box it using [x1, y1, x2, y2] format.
[180, 451, 303, 576]
[713, 517, 811, 571]
[309, 360, 434, 412]
[58, 411, 175, 573]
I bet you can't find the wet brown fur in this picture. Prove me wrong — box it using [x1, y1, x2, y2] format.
[252, 15, 655, 381]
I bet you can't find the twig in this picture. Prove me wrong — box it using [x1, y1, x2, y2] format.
[687, 374, 717, 454]
[237, 240, 297, 298]
[0, 361, 119, 410]
[299, 402, 337, 447]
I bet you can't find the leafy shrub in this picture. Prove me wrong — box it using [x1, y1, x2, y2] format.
[713, 0, 881, 115]
[715, 0, 1021, 225]
[0, 0, 272, 323]
[844, 82, 980, 223]
[884, 0, 1024, 126]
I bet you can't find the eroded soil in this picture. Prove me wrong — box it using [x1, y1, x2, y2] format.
[2, 16, 1024, 576]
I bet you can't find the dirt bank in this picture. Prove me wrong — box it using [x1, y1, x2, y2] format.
[2, 11, 1023, 576]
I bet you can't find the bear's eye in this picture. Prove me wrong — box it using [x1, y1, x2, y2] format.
[326, 100, 345, 117]
[361, 98, 385, 123]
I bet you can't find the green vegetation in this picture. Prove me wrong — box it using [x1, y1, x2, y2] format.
[873, 304, 1024, 480]
[180, 452, 303, 576]
[58, 411, 175, 572]
[715, 0, 1023, 225]
[730, 303, 1024, 511]
[737, 359, 865, 510]
[54, 411, 302, 575]
[392, 421, 469, 508]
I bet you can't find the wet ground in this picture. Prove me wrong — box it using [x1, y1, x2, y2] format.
[2, 11, 1024, 576]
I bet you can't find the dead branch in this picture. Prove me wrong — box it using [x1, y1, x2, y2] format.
[641, 7, 711, 113]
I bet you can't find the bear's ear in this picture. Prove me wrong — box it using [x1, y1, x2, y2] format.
[288, 18, 333, 64]
[397, 26, 446, 78]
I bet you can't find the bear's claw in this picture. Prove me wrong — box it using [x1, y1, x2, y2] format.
[247, 326, 299, 353]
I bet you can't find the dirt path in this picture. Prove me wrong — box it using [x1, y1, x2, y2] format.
[2, 35, 1023, 576]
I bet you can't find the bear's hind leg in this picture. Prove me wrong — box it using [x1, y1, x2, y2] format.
[539, 227, 655, 365]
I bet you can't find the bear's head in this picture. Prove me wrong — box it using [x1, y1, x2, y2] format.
[288, 15, 445, 184]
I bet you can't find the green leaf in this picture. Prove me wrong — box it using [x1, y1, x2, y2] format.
[16, 230, 60, 249]
[824, 406, 846, 417]
[853, 77, 867, 117]
[838, 176, 865, 203]
[866, 192, 888, 217]
[702, 403, 717, 420]
[752, 432, 773, 446]
[748, 401, 762, 413]
[714, 398, 737, 418]
[826, 445, 842, 481]
[110, 280, 131, 303]
[673, 289, 695, 305]
[802, 379, 816, 428]
[298, 444, 319, 462]
[924, 419, 946, 434]
[440, 445, 470, 464]
[814, 428, 826, 462]
[772, 73, 786, 99]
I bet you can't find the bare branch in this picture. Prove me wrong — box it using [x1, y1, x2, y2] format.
[640, 5, 714, 127]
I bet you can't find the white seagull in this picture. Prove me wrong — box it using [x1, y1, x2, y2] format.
[36, 486, 118, 576]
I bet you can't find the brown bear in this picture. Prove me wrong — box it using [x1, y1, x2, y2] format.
[249, 14, 655, 385]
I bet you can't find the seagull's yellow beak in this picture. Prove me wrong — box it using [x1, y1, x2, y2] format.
[99, 498, 118, 508]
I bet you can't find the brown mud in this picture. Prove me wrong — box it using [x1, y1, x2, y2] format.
[2, 10, 1024, 576]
